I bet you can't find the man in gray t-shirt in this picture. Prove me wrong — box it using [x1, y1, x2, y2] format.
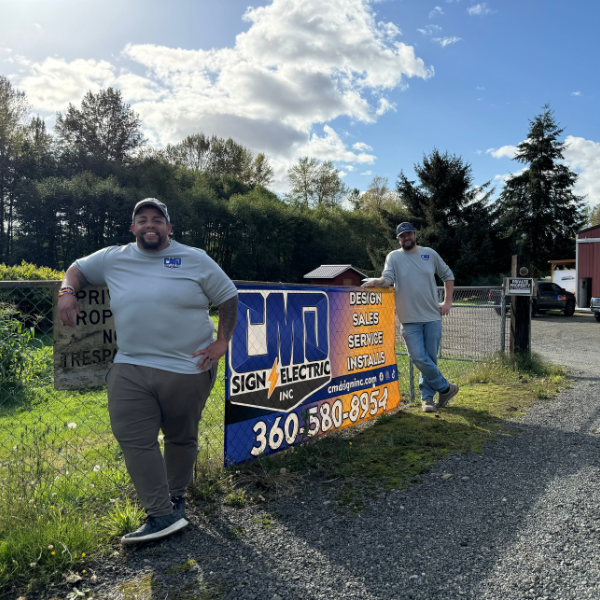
[58, 198, 238, 545]
[363, 222, 459, 412]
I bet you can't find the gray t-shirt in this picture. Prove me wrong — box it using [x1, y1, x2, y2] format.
[73, 240, 238, 374]
[381, 246, 454, 324]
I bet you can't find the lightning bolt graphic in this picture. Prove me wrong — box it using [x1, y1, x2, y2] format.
[267, 357, 279, 399]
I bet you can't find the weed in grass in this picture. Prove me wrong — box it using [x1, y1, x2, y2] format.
[118, 573, 156, 600]
[164, 559, 196, 574]
[101, 498, 145, 539]
[223, 489, 249, 507]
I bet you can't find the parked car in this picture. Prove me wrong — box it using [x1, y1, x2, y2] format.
[591, 297, 600, 322]
[488, 282, 576, 317]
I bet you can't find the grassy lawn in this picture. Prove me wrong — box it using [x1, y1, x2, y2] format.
[229, 353, 566, 511]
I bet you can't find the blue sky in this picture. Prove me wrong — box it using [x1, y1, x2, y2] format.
[2, 0, 599, 205]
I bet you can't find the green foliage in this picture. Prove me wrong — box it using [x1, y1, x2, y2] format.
[496, 105, 585, 276]
[0, 261, 63, 281]
[0, 306, 40, 398]
[101, 498, 145, 539]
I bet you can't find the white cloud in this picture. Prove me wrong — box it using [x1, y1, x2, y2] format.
[11, 0, 435, 189]
[303, 125, 376, 164]
[376, 97, 396, 116]
[417, 25, 442, 35]
[564, 136, 600, 206]
[353, 141, 373, 151]
[343, 164, 356, 171]
[477, 86, 485, 90]
[361, 170, 373, 176]
[432, 37, 462, 47]
[489, 135, 600, 206]
[486, 145, 518, 159]
[493, 168, 526, 186]
[571, 91, 582, 97]
[467, 3, 493, 15]
[429, 6, 444, 18]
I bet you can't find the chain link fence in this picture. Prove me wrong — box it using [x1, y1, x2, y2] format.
[0, 281, 226, 509]
[396, 286, 510, 402]
[0, 282, 509, 502]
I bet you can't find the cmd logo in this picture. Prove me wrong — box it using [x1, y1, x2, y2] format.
[229, 291, 331, 411]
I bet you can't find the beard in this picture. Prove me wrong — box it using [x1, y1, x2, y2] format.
[400, 238, 416, 251]
[138, 231, 165, 250]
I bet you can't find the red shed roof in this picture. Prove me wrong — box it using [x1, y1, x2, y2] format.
[303, 264, 368, 279]
[577, 224, 600, 238]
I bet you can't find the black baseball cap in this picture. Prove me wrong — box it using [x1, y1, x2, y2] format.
[132, 198, 170, 223]
[396, 222, 416, 237]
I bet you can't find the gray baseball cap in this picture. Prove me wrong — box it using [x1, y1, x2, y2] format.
[132, 198, 170, 223]
[396, 222, 416, 237]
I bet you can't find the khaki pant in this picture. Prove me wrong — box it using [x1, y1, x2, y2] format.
[107, 363, 214, 517]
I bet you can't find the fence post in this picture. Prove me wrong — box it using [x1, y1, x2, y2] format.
[500, 294, 506, 353]
[409, 358, 415, 404]
[509, 255, 532, 355]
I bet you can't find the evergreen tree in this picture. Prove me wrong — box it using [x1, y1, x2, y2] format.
[0, 76, 28, 261]
[396, 149, 502, 283]
[496, 105, 585, 275]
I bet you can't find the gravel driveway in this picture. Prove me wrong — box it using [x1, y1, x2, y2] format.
[75, 314, 600, 600]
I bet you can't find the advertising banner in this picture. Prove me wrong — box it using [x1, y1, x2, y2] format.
[224, 284, 401, 466]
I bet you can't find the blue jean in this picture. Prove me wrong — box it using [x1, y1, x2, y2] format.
[401, 321, 449, 401]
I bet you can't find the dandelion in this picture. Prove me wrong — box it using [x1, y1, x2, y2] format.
[349, 442, 353, 446]
[82, 569, 86, 573]
[93, 465, 101, 472]
[48, 545, 54, 550]
[82, 553, 86, 557]
[30, 562, 37, 568]
[51, 551, 55, 555]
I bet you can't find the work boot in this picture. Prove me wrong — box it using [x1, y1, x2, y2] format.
[438, 382, 459, 408]
[422, 399, 437, 413]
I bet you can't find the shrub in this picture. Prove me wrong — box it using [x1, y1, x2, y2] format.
[0, 306, 40, 399]
[0, 262, 64, 334]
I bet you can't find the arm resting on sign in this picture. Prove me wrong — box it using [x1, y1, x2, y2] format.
[58, 266, 91, 327]
[191, 294, 239, 372]
[439, 280, 454, 316]
[362, 277, 393, 289]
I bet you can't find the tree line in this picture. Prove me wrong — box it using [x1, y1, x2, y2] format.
[0, 75, 588, 282]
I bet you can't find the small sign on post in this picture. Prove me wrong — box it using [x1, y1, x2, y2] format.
[504, 277, 533, 296]
[53, 286, 117, 390]
[509, 256, 532, 355]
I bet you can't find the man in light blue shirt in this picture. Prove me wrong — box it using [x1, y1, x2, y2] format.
[58, 198, 238, 544]
[363, 222, 459, 412]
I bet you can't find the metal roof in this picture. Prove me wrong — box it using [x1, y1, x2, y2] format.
[303, 264, 368, 279]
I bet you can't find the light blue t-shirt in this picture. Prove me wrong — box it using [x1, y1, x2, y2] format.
[381, 246, 454, 324]
[73, 241, 238, 374]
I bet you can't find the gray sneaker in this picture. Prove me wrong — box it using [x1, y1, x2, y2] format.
[171, 496, 186, 520]
[438, 382, 459, 408]
[121, 513, 188, 545]
[422, 399, 437, 413]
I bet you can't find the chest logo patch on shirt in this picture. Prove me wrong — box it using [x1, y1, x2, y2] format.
[164, 257, 182, 268]
[421, 254, 430, 261]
